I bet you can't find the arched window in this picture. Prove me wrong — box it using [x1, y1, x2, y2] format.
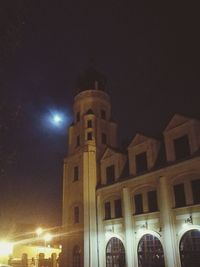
[73, 245, 81, 267]
[180, 229, 200, 267]
[138, 234, 165, 267]
[106, 237, 125, 267]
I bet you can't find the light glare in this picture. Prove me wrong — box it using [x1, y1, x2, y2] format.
[0, 241, 13, 256]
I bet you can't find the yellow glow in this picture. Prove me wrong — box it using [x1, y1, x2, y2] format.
[36, 227, 43, 236]
[44, 233, 53, 242]
[0, 241, 13, 256]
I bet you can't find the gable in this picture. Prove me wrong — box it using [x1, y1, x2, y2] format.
[164, 114, 193, 132]
[101, 148, 118, 161]
[101, 146, 126, 161]
[128, 133, 156, 148]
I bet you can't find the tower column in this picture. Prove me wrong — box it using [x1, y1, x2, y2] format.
[159, 176, 178, 267]
[123, 187, 134, 267]
[83, 144, 98, 267]
[97, 193, 105, 267]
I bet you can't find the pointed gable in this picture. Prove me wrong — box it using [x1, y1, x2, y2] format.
[101, 147, 117, 160]
[128, 133, 157, 148]
[164, 114, 193, 132]
[101, 146, 126, 161]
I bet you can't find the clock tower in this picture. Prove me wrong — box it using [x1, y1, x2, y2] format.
[62, 67, 118, 267]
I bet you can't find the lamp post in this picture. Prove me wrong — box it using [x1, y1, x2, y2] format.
[44, 233, 53, 247]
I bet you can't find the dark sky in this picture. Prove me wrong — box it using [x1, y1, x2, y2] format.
[0, 1, 200, 228]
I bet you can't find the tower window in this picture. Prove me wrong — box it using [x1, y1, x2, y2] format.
[87, 132, 92, 140]
[76, 112, 80, 122]
[101, 109, 106, 120]
[134, 194, 143, 214]
[148, 190, 158, 212]
[74, 206, 79, 223]
[76, 136, 80, 147]
[191, 179, 200, 204]
[115, 199, 122, 218]
[106, 165, 115, 184]
[87, 120, 92, 128]
[73, 166, 79, 181]
[173, 183, 186, 208]
[174, 135, 190, 160]
[102, 133, 107, 144]
[104, 202, 111, 220]
[135, 152, 148, 173]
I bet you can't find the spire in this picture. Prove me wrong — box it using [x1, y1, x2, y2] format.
[77, 65, 107, 92]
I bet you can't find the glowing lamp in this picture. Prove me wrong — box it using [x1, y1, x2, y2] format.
[36, 227, 43, 236]
[44, 233, 53, 242]
[0, 241, 13, 256]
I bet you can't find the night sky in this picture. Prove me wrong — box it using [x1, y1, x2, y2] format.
[0, 1, 200, 228]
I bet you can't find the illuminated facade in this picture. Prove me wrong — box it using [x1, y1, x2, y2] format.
[62, 68, 200, 267]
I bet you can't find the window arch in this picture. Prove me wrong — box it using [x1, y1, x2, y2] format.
[138, 234, 165, 267]
[73, 245, 81, 267]
[179, 229, 200, 267]
[106, 237, 125, 267]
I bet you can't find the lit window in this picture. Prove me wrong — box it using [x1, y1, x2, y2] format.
[106, 165, 115, 184]
[105, 202, 111, 220]
[135, 152, 148, 173]
[87, 120, 92, 128]
[173, 183, 186, 207]
[74, 206, 79, 223]
[134, 194, 143, 214]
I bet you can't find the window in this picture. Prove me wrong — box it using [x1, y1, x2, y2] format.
[74, 206, 79, 223]
[106, 238, 125, 267]
[115, 199, 122, 218]
[135, 152, 148, 173]
[134, 194, 143, 214]
[138, 234, 165, 267]
[102, 133, 107, 144]
[174, 135, 190, 160]
[76, 112, 80, 122]
[148, 190, 158, 212]
[106, 165, 115, 184]
[73, 246, 81, 267]
[179, 230, 200, 267]
[173, 183, 186, 207]
[87, 120, 92, 128]
[101, 109, 106, 120]
[73, 166, 79, 181]
[87, 132, 92, 140]
[76, 136, 80, 147]
[191, 179, 200, 204]
[105, 202, 111, 220]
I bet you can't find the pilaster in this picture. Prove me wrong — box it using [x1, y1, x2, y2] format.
[123, 187, 134, 267]
[159, 176, 178, 267]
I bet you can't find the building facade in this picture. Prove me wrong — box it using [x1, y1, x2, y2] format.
[62, 68, 200, 267]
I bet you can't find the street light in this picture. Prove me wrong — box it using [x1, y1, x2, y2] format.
[44, 233, 53, 247]
[0, 241, 13, 256]
[36, 227, 43, 236]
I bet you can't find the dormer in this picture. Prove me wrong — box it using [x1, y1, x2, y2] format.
[163, 114, 200, 162]
[128, 133, 160, 176]
[100, 147, 127, 185]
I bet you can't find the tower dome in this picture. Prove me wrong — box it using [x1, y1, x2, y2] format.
[77, 66, 106, 92]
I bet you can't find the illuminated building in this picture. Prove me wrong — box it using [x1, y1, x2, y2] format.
[62, 67, 200, 267]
